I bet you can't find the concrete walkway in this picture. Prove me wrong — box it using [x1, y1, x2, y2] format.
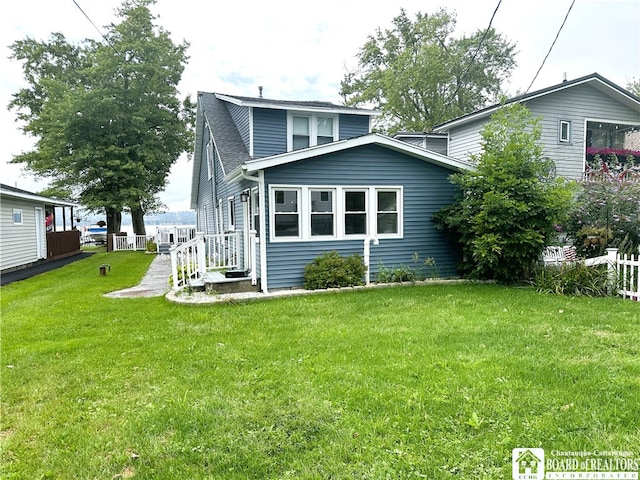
[104, 254, 172, 298]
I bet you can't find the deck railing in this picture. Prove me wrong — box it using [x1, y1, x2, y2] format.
[111, 234, 155, 252]
[156, 227, 197, 246]
[169, 232, 243, 292]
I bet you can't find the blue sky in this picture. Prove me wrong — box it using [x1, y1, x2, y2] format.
[2, 0, 638, 210]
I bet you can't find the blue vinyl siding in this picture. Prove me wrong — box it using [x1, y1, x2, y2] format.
[253, 108, 287, 157]
[339, 114, 370, 139]
[225, 102, 251, 152]
[263, 144, 461, 289]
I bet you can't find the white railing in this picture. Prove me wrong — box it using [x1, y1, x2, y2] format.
[111, 234, 155, 252]
[584, 248, 639, 301]
[204, 232, 240, 270]
[169, 232, 247, 292]
[156, 227, 197, 246]
[169, 235, 206, 292]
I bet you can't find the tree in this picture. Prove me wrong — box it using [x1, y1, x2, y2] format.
[8, 0, 194, 235]
[627, 78, 640, 97]
[340, 8, 516, 133]
[433, 104, 574, 283]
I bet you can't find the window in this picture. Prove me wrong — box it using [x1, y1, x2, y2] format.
[206, 139, 214, 179]
[251, 188, 260, 236]
[344, 190, 367, 235]
[292, 116, 310, 150]
[273, 188, 300, 237]
[270, 186, 402, 241]
[310, 189, 335, 236]
[227, 197, 235, 231]
[288, 113, 338, 151]
[377, 190, 399, 234]
[12, 209, 23, 225]
[559, 120, 571, 143]
[316, 117, 334, 145]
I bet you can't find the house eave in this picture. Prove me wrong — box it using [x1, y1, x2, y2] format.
[242, 133, 473, 175]
[0, 184, 78, 208]
[434, 72, 640, 132]
[214, 93, 380, 116]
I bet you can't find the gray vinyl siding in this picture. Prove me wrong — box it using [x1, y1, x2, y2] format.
[447, 119, 485, 162]
[225, 102, 251, 152]
[447, 83, 640, 179]
[526, 83, 640, 179]
[0, 197, 40, 271]
[339, 114, 370, 139]
[396, 135, 449, 155]
[253, 108, 287, 157]
[263, 144, 461, 289]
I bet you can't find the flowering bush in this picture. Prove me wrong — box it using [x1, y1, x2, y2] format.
[566, 161, 640, 257]
[585, 147, 640, 172]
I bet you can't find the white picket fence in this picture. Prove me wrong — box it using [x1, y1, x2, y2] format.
[584, 248, 639, 301]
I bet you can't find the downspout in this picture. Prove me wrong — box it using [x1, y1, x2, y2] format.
[241, 169, 268, 293]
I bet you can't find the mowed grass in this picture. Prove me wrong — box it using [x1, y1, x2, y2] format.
[1, 251, 639, 479]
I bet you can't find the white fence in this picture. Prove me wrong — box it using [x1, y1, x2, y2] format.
[111, 234, 155, 252]
[584, 248, 639, 301]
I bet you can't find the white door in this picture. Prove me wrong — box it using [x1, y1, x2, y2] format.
[34, 207, 46, 259]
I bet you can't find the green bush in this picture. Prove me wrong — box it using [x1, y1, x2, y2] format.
[532, 262, 611, 297]
[377, 253, 439, 283]
[146, 240, 157, 253]
[303, 251, 366, 290]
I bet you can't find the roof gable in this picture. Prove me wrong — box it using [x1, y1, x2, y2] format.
[434, 72, 640, 132]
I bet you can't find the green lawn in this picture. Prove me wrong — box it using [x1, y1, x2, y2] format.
[1, 251, 639, 479]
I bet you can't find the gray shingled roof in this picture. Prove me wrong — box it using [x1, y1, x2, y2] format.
[198, 92, 251, 173]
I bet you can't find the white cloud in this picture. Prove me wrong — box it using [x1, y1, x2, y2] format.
[2, 0, 638, 210]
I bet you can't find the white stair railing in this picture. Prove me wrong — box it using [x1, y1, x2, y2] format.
[169, 234, 206, 292]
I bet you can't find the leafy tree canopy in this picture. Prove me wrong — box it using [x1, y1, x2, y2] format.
[8, 0, 195, 234]
[433, 103, 574, 283]
[340, 8, 517, 133]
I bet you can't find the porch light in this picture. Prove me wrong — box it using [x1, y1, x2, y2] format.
[240, 191, 249, 203]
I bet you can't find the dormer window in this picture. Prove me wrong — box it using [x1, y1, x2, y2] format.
[288, 113, 338, 151]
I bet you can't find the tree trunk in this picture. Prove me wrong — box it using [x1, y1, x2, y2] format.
[106, 208, 122, 234]
[130, 203, 146, 235]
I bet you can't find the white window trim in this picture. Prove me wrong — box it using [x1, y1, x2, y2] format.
[12, 208, 23, 225]
[286, 113, 339, 151]
[206, 139, 214, 179]
[309, 188, 337, 239]
[269, 185, 403, 242]
[559, 120, 571, 143]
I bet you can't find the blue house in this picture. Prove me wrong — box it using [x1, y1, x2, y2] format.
[189, 91, 472, 292]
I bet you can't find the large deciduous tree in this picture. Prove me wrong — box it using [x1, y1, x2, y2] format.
[340, 8, 517, 133]
[8, 0, 194, 235]
[433, 104, 574, 283]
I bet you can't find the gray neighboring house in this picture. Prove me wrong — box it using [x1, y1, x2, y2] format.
[431, 73, 640, 179]
[190, 92, 473, 291]
[1, 183, 80, 273]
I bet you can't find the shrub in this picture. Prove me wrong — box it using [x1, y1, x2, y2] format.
[532, 262, 611, 297]
[377, 253, 439, 283]
[303, 251, 366, 290]
[433, 104, 573, 283]
[146, 240, 157, 253]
